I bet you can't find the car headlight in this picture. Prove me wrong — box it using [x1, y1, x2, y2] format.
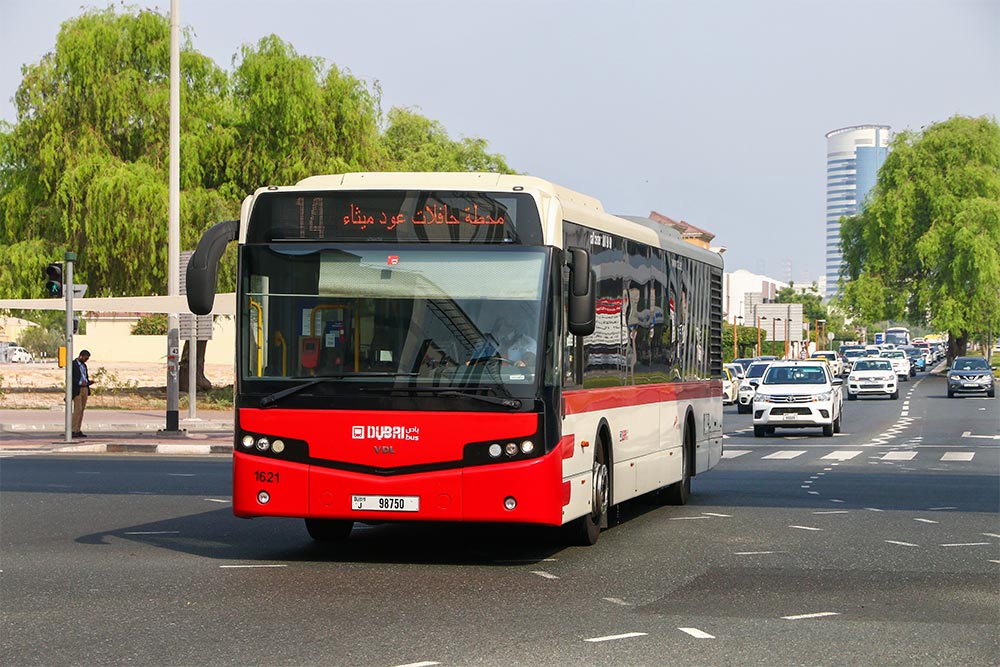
[755, 393, 772, 403]
[812, 392, 832, 401]
[849, 375, 860, 382]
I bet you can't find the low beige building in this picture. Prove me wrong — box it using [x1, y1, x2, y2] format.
[71, 313, 236, 365]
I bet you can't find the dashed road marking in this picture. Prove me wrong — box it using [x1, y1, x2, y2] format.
[940, 542, 991, 548]
[763, 450, 806, 459]
[602, 597, 633, 606]
[678, 627, 715, 639]
[886, 540, 919, 547]
[584, 632, 647, 643]
[722, 450, 751, 458]
[940, 452, 975, 462]
[822, 451, 862, 461]
[532, 571, 560, 579]
[882, 452, 917, 461]
[813, 510, 849, 514]
[914, 518, 939, 524]
[782, 612, 840, 620]
[789, 525, 823, 531]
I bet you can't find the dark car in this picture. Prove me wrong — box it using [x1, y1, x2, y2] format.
[947, 356, 996, 398]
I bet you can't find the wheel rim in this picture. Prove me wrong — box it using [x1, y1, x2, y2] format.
[592, 460, 609, 519]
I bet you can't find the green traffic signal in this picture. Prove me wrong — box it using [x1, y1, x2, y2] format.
[44, 262, 63, 298]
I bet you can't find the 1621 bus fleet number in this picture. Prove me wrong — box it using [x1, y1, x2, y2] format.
[254, 471, 279, 483]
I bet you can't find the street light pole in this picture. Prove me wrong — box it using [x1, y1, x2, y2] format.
[773, 317, 781, 357]
[734, 315, 743, 358]
[758, 315, 767, 357]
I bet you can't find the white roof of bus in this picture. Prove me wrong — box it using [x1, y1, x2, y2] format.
[239, 172, 723, 267]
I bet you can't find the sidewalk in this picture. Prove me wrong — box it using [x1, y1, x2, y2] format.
[0, 408, 234, 455]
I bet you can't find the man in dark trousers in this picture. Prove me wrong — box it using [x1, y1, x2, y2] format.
[72, 350, 94, 437]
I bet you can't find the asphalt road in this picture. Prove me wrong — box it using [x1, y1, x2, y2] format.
[2, 372, 997, 666]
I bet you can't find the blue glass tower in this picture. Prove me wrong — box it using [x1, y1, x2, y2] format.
[824, 125, 890, 299]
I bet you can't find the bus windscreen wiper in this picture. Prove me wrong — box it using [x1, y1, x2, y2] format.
[359, 386, 522, 409]
[259, 373, 418, 408]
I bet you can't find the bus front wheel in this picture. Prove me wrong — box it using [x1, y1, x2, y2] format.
[305, 518, 354, 542]
[566, 440, 609, 546]
[661, 426, 692, 505]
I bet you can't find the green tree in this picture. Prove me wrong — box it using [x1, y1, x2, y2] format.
[382, 107, 514, 173]
[840, 116, 1000, 361]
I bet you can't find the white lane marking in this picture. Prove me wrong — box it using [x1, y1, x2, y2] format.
[722, 450, 751, 458]
[865, 507, 884, 512]
[914, 518, 939, 524]
[813, 510, 849, 514]
[829, 499, 845, 503]
[940, 452, 975, 462]
[789, 525, 823, 531]
[808, 491, 820, 495]
[882, 452, 917, 461]
[205, 498, 230, 503]
[532, 571, 559, 579]
[903, 401, 910, 407]
[219, 564, 288, 568]
[392, 662, 441, 667]
[822, 451, 862, 461]
[961, 431, 1000, 440]
[124, 530, 180, 535]
[782, 612, 840, 620]
[584, 632, 647, 643]
[702, 512, 732, 517]
[990, 560, 1000, 564]
[886, 540, 919, 547]
[670, 516, 711, 521]
[602, 597, 633, 606]
[678, 627, 715, 639]
[940, 542, 991, 547]
[763, 450, 806, 459]
[982, 533, 1000, 539]
[927, 507, 956, 511]
[823, 467, 833, 471]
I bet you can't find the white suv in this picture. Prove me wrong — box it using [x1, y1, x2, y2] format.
[752, 361, 843, 437]
[846, 357, 898, 400]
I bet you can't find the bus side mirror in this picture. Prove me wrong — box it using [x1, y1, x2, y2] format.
[567, 247, 596, 336]
[187, 220, 238, 315]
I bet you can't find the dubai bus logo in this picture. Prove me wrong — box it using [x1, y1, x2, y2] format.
[352, 425, 420, 442]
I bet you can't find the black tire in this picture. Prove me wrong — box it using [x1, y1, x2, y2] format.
[567, 437, 609, 546]
[847, 392, 857, 401]
[822, 423, 834, 437]
[661, 427, 692, 506]
[753, 425, 765, 438]
[833, 411, 842, 434]
[988, 387, 995, 398]
[305, 518, 354, 542]
[947, 389, 955, 398]
[737, 402, 749, 414]
[891, 390, 898, 399]
[901, 374, 908, 382]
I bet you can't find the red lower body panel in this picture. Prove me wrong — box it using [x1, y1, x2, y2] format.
[233, 446, 564, 526]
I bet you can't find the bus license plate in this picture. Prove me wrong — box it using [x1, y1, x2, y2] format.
[352, 495, 419, 512]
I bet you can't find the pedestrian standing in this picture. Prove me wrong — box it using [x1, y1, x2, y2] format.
[72, 350, 94, 437]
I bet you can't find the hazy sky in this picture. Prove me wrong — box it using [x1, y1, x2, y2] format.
[2, 0, 997, 281]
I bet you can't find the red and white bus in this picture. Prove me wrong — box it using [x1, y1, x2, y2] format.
[187, 173, 723, 545]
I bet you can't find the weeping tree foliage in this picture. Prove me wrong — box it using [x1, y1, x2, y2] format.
[1, 7, 514, 385]
[840, 115, 1000, 360]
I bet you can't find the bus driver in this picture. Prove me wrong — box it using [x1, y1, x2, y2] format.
[469, 316, 536, 368]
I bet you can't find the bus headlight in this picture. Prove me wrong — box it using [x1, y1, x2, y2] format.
[256, 437, 270, 451]
[488, 443, 503, 458]
[504, 442, 518, 457]
[520, 440, 535, 454]
[257, 490, 270, 504]
[241, 435, 255, 449]
[271, 439, 285, 454]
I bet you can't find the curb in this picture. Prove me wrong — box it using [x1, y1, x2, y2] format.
[50, 443, 233, 455]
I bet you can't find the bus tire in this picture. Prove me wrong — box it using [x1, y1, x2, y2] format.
[305, 518, 354, 542]
[566, 438, 609, 546]
[661, 423, 692, 505]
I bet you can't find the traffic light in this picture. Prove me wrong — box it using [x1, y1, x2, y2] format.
[44, 262, 63, 298]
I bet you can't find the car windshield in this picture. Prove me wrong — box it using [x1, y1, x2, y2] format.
[881, 351, 905, 359]
[953, 358, 990, 371]
[853, 360, 892, 371]
[844, 350, 865, 358]
[762, 365, 828, 385]
[746, 363, 770, 379]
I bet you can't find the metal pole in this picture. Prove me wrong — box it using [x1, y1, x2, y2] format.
[63, 252, 76, 443]
[188, 327, 197, 419]
[165, 0, 181, 431]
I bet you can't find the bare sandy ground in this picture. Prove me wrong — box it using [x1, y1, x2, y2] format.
[0, 361, 234, 409]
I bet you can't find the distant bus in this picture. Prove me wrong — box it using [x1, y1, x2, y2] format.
[186, 172, 724, 546]
[884, 327, 911, 347]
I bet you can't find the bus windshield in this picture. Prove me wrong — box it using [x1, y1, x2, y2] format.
[240, 244, 548, 395]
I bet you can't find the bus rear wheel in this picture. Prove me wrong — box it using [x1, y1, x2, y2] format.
[566, 440, 609, 546]
[660, 425, 692, 505]
[305, 518, 354, 542]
